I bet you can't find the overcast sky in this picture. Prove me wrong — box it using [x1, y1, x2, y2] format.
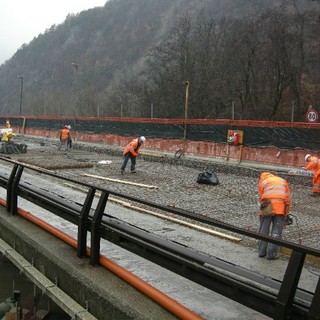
[0, 0, 107, 65]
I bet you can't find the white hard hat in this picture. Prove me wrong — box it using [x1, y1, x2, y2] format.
[140, 136, 146, 143]
[305, 154, 311, 161]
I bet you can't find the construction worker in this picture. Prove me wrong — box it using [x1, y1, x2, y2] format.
[67, 125, 72, 148]
[258, 172, 291, 260]
[58, 125, 70, 150]
[304, 154, 320, 196]
[120, 136, 146, 174]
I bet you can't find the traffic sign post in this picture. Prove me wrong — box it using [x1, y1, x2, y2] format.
[306, 108, 318, 123]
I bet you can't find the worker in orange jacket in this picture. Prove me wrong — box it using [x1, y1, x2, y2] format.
[304, 154, 320, 196]
[258, 172, 291, 260]
[120, 136, 146, 174]
[58, 125, 70, 150]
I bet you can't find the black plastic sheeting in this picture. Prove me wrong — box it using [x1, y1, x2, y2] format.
[9, 118, 320, 152]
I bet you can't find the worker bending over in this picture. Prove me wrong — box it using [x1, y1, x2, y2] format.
[120, 136, 146, 174]
[258, 172, 291, 260]
[305, 154, 320, 196]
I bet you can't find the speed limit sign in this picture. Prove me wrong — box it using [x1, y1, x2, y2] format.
[306, 108, 318, 123]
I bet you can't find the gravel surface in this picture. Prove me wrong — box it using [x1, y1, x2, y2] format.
[4, 135, 320, 250]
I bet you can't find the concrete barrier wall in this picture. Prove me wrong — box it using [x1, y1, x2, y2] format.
[2, 116, 320, 168]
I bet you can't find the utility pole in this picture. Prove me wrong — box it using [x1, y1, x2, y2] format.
[17, 76, 24, 115]
[183, 81, 190, 140]
[71, 63, 78, 134]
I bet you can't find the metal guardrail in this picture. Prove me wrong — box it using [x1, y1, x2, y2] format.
[0, 157, 319, 320]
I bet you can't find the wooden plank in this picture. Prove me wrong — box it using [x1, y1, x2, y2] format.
[83, 173, 158, 189]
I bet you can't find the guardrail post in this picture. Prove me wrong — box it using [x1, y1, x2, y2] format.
[6, 164, 19, 212]
[77, 187, 96, 258]
[274, 250, 305, 320]
[90, 191, 109, 266]
[308, 278, 320, 320]
[8, 165, 24, 215]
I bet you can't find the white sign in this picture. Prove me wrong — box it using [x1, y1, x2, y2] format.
[0, 128, 12, 134]
[306, 109, 318, 123]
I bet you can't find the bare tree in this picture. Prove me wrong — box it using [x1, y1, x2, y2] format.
[145, 16, 194, 118]
[127, 2, 320, 121]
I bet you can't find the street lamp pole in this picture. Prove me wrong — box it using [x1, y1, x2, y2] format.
[183, 81, 190, 140]
[71, 63, 78, 114]
[17, 76, 24, 115]
[71, 63, 79, 137]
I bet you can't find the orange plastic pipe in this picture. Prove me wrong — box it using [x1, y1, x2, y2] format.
[0, 199, 203, 320]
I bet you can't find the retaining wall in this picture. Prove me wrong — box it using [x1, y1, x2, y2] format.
[2, 116, 320, 168]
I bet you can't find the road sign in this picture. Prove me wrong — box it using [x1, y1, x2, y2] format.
[306, 108, 318, 123]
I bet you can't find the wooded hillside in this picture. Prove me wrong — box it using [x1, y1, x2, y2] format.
[0, 0, 319, 121]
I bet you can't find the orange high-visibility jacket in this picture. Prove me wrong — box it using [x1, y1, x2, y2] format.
[123, 138, 141, 157]
[258, 173, 291, 215]
[306, 156, 320, 192]
[306, 156, 320, 180]
[60, 128, 70, 141]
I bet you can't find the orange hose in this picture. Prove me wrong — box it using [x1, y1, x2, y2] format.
[98, 255, 203, 320]
[0, 199, 203, 320]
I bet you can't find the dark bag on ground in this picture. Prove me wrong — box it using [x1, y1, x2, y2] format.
[196, 171, 219, 185]
[260, 200, 274, 217]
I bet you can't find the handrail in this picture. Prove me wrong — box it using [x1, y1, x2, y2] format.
[1, 156, 319, 258]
